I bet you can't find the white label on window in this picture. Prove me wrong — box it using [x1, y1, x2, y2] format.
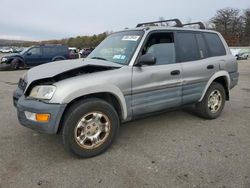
[113, 55, 126, 60]
[120, 55, 126, 60]
[122, 35, 140, 41]
[113, 55, 121, 59]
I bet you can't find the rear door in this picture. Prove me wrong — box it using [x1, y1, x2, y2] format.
[131, 31, 182, 117]
[176, 32, 219, 105]
[42, 47, 53, 63]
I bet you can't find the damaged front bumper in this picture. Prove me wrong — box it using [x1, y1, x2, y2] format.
[13, 88, 66, 134]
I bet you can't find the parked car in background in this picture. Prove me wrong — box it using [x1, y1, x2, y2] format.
[79, 47, 94, 58]
[0, 47, 13, 53]
[12, 47, 24, 53]
[236, 52, 249, 60]
[0, 44, 71, 70]
[68, 47, 79, 59]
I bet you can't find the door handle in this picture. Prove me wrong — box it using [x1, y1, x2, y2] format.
[207, 65, 214, 69]
[171, 70, 180, 75]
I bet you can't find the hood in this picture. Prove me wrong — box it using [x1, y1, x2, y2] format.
[3, 53, 22, 59]
[25, 58, 123, 85]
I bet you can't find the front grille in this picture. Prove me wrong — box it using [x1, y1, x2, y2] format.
[18, 78, 27, 91]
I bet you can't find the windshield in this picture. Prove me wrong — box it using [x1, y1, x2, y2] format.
[88, 30, 144, 65]
[20, 48, 29, 55]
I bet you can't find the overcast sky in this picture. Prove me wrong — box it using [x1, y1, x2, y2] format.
[0, 0, 249, 41]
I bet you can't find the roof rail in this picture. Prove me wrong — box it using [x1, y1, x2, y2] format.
[136, 18, 183, 28]
[182, 22, 205, 29]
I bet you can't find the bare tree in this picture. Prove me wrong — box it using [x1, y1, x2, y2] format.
[242, 8, 250, 45]
[210, 8, 243, 36]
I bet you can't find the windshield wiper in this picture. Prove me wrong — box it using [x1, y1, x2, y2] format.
[91, 57, 108, 61]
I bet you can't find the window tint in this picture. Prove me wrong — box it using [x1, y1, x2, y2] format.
[203, 33, 226, 57]
[195, 34, 208, 59]
[44, 46, 67, 55]
[143, 32, 175, 65]
[28, 47, 41, 55]
[176, 32, 200, 62]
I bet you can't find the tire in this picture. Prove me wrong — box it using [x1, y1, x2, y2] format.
[196, 82, 226, 119]
[10, 59, 19, 70]
[62, 98, 120, 158]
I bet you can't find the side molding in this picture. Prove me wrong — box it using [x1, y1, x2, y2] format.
[199, 71, 230, 102]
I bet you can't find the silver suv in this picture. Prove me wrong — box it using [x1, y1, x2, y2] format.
[13, 19, 239, 158]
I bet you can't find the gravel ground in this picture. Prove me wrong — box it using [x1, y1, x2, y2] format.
[0, 55, 250, 188]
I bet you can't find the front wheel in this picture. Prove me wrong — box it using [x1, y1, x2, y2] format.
[10, 59, 20, 70]
[62, 98, 120, 158]
[196, 82, 226, 119]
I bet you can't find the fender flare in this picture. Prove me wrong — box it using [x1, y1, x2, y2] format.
[52, 56, 66, 61]
[11, 57, 25, 64]
[199, 71, 230, 102]
[11, 57, 25, 65]
[51, 84, 128, 120]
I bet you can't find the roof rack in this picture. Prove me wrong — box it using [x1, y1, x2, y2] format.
[182, 22, 205, 29]
[136, 19, 206, 30]
[136, 18, 183, 28]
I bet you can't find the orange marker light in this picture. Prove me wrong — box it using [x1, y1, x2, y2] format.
[35, 113, 50, 122]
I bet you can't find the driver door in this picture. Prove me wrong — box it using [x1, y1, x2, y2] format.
[24, 47, 43, 66]
[131, 31, 182, 117]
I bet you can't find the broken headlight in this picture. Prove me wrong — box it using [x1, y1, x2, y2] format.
[29, 85, 56, 100]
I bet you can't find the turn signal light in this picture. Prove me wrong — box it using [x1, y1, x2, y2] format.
[35, 113, 50, 122]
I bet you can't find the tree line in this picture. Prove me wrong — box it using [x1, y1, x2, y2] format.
[39, 32, 108, 48]
[0, 32, 109, 48]
[210, 7, 250, 46]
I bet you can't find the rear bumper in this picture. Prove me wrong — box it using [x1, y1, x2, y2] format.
[14, 89, 66, 134]
[229, 72, 239, 89]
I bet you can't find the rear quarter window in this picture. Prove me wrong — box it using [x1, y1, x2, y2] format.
[203, 33, 226, 57]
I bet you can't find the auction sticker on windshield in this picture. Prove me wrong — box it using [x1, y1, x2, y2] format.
[122, 36, 140, 41]
[113, 55, 126, 60]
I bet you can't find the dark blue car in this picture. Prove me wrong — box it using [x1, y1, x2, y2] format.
[0, 44, 72, 70]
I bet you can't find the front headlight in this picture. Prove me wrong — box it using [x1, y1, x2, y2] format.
[1, 57, 8, 63]
[29, 85, 56, 100]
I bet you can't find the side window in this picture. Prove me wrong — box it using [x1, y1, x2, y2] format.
[142, 32, 175, 65]
[176, 32, 200, 62]
[195, 33, 208, 59]
[28, 47, 41, 56]
[43, 47, 52, 55]
[203, 33, 226, 57]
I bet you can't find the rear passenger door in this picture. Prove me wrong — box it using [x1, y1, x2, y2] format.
[132, 31, 182, 116]
[176, 32, 222, 105]
[42, 47, 53, 63]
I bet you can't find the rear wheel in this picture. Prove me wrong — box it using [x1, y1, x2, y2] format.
[196, 82, 226, 119]
[62, 98, 120, 158]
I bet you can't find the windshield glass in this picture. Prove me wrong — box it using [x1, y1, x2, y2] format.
[88, 30, 144, 65]
[20, 47, 29, 55]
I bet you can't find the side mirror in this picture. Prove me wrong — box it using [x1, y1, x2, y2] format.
[26, 52, 31, 56]
[136, 53, 156, 66]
